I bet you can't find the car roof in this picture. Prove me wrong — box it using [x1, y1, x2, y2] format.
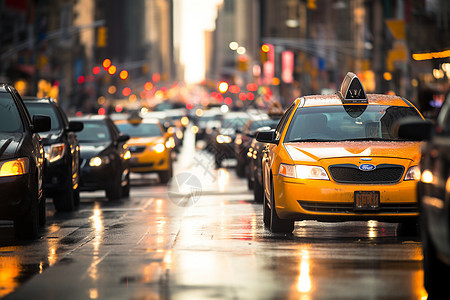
[23, 97, 55, 104]
[299, 93, 412, 108]
[70, 114, 109, 121]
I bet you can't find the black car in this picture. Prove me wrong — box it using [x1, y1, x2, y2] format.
[210, 112, 249, 168]
[24, 97, 83, 211]
[0, 84, 50, 239]
[70, 115, 130, 201]
[247, 118, 281, 201]
[397, 101, 450, 297]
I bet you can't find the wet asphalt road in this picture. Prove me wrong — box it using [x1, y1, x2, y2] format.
[0, 129, 426, 300]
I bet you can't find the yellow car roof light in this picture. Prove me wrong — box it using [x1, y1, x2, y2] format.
[338, 72, 368, 104]
[127, 111, 143, 125]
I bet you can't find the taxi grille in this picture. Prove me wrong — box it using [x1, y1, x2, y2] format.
[129, 146, 146, 153]
[298, 201, 417, 213]
[328, 164, 404, 183]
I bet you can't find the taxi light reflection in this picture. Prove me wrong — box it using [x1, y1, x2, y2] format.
[421, 170, 433, 184]
[404, 165, 420, 181]
[154, 143, 165, 153]
[279, 163, 329, 180]
[181, 116, 189, 127]
[0, 158, 29, 177]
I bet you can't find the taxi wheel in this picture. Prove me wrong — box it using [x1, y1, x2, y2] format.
[269, 184, 294, 234]
[38, 189, 46, 226]
[122, 172, 130, 197]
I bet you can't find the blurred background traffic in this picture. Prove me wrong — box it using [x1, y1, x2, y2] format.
[1, 0, 449, 119]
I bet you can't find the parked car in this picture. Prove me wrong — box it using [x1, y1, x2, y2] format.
[396, 97, 450, 297]
[24, 97, 83, 211]
[115, 113, 174, 184]
[70, 115, 130, 201]
[0, 84, 50, 239]
[257, 72, 424, 233]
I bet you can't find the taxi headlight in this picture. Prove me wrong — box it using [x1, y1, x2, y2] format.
[89, 156, 110, 167]
[279, 163, 329, 180]
[0, 158, 29, 177]
[45, 143, 65, 163]
[216, 134, 232, 144]
[124, 150, 131, 160]
[405, 165, 420, 181]
[154, 143, 165, 153]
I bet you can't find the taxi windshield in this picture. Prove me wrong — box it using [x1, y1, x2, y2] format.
[284, 105, 421, 142]
[116, 123, 163, 138]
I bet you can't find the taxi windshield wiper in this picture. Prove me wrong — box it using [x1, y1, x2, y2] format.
[286, 138, 332, 143]
[339, 137, 398, 142]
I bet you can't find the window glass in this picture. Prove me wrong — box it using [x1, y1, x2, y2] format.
[116, 123, 163, 137]
[0, 92, 24, 132]
[284, 105, 421, 142]
[25, 103, 61, 131]
[76, 121, 111, 142]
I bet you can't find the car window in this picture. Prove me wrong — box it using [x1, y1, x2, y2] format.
[284, 105, 422, 142]
[76, 121, 111, 142]
[0, 92, 24, 132]
[275, 103, 295, 140]
[116, 123, 163, 137]
[25, 103, 62, 131]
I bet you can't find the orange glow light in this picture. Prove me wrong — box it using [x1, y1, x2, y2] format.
[119, 70, 128, 80]
[144, 82, 153, 91]
[152, 73, 160, 82]
[218, 81, 228, 93]
[122, 87, 131, 97]
[229, 85, 240, 94]
[108, 65, 117, 75]
[102, 59, 111, 70]
[261, 44, 270, 53]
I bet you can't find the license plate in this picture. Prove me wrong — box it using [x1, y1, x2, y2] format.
[354, 191, 380, 210]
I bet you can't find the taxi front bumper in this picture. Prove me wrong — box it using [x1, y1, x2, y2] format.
[273, 174, 418, 222]
[129, 150, 171, 173]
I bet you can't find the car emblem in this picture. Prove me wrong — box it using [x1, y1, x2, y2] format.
[359, 164, 376, 171]
[360, 158, 372, 161]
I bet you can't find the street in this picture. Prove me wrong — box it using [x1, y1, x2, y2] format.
[0, 129, 427, 300]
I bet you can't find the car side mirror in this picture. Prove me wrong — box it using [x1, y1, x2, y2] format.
[116, 134, 130, 143]
[68, 121, 84, 132]
[256, 130, 277, 144]
[32, 115, 51, 133]
[394, 117, 433, 141]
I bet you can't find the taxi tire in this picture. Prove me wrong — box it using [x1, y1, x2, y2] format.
[14, 179, 40, 239]
[254, 177, 263, 203]
[122, 172, 130, 197]
[159, 165, 172, 184]
[263, 188, 271, 227]
[422, 217, 449, 297]
[236, 162, 245, 178]
[269, 183, 294, 234]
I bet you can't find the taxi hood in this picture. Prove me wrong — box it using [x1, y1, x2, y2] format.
[284, 141, 422, 163]
[128, 136, 163, 145]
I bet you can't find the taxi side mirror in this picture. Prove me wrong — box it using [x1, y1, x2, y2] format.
[394, 117, 433, 141]
[256, 130, 277, 144]
[117, 134, 130, 143]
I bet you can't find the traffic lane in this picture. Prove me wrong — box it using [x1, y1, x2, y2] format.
[170, 189, 426, 300]
[0, 180, 182, 299]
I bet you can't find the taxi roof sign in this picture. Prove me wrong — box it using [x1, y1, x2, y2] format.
[338, 72, 367, 103]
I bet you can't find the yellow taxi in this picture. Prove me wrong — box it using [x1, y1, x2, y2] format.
[115, 114, 174, 183]
[256, 72, 424, 233]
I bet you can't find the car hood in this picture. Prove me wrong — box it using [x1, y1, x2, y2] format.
[0, 133, 22, 160]
[284, 141, 422, 163]
[128, 136, 163, 146]
[79, 142, 110, 159]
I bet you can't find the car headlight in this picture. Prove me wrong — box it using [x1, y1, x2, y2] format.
[279, 163, 329, 180]
[0, 158, 29, 177]
[216, 134, 232, 144]
[153, 143, 165, 153]
[405, 165, 420, 181]
[89, 156, 110, 167]
[124, 150, 131, 160]
[45, 143, 65, 163]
